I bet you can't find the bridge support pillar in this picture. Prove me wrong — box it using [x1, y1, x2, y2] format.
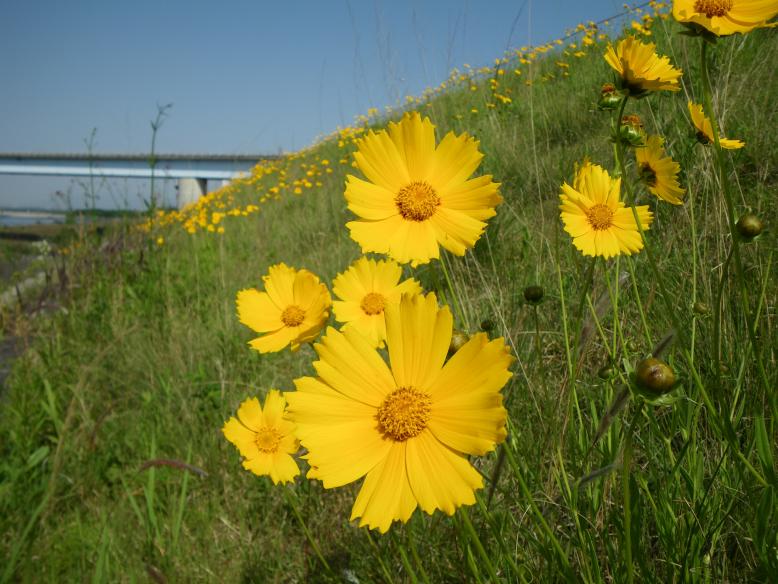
[177, 178, 207, 209]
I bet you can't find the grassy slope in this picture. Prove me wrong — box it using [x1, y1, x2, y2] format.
[1, 17, 777, 583]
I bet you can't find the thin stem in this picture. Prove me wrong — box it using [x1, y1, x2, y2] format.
[439, 253, 467, 328]
[713, 245, 734, 388]
[391, 530, 420, 584]
[406, 525, 431, 584]
[503, 438, 575, 580]
[282, 487, 335, 578]
[621, 405, 641, 584]
[533, 304, 546, 378]
[365, 530, 396, 584]
[458, 507, 499, 583]
[699, 40, 769, 392]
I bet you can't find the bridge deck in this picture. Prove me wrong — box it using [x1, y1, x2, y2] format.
[0, 152, 275, 180]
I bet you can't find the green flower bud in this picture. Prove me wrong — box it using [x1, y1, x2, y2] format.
[635, 357, 676, 396]
[598, 364, 615, 380]
[479, 319, 495, 332]
[598, 83, 622, 111]
[448, 330, 470, 356]
[618, 114, 646, 147]
[523, 285, 544, 305]
[735, 213, 764, 242]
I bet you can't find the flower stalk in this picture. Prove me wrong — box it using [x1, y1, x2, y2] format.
[698, 40, 769, 393]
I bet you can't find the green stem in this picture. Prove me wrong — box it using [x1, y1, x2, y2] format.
[365, 530, 396, 584]
[282, 487, 335, 578]
[406, 525, 431, 584]
[621, 405, 641, 584]
[503, 439, 575, 580]
[533, 304, 545, 378]
[391, 531, 420, 584]
[439, 253, 467, 328]
[712, 245, 734, 389]
[625, 257, 652, 347]
[458, 507, 499, 583]
[699, 40, 769, 393]
[613, 96, 685, 346]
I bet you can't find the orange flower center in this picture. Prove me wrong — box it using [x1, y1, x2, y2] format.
[377, 387, 432, 441]
[255, 427, 282, 453]
[360, 292, 386, 316]
[586, 204, 615, 231]
[395, 181, 440, 221]
[694, 0, 732, 17]
[281, 305, 306, 327]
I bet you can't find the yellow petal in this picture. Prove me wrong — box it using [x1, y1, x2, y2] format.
[312, 327, 395, 406]
[385, 293, 451, 389]
[222, 417, 258, 458]
[350, 442, 417, 533]
[236, 289, 282, 333]
[405, 431, 482, 515]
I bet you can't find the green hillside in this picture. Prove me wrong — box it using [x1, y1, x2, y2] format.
[2, 6, 777, 582]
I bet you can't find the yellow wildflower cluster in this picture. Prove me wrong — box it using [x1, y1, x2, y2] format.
[225, 112, 511, 533]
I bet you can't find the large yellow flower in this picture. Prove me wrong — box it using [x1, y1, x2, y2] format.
[345, 112, 502, 265]
[673, 0, 778, 35]
[688, 101, 745, 149]
[604, 36, 683, 95]
[222, 390, 300, 484]
[237, 263, 331, 353]
[559, 162, 653, 259]
[332, 256, 422, 348]
[285, 293, 513, 533]
[635, 135, 686, 205]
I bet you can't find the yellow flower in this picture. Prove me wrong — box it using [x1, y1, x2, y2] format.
[286, 293, 512, 533]
[673, 0, 778, 35]
[604, 36, 683, 95]
[345, 112, 502, 266]
[688, 101, 745, 149]
[635, 135, 686, 205]
[222, 390, 300, 484]
[237, 263, 331, 353]
[559, 162, 653, 258]
[332, 257, 422, 348]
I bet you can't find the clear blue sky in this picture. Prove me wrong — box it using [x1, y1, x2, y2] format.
[0, 0, 628, 209]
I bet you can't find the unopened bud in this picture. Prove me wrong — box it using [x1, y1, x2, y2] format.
[598, 364, 615, 380]
[635, 357, 676, 396]
[598, 83, 622, 110]
[523, 285, 545, 305]
[479, 319, 495, 332]
[449, 330, 470, 355]
[735, 213, 764, 242]
[618, 114, 646, 147]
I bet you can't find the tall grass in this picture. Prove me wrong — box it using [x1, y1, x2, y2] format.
[1, 15, 776, 582]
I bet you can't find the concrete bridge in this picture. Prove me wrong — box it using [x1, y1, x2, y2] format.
[0, 152, 274, 208]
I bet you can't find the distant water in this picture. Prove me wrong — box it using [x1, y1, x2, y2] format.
[0, 214, 64, 227]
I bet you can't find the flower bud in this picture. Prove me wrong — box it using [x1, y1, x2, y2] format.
[598, 83, 622, 110]
[479, 319, 495, 332]
[618, 114, 646, 147]
[635, 357, 676, 396]
[448, 330, 470, 356]
[523, 285, 544, 305]
[735, 213, 764, 242]
[598, 364, 615, 380]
